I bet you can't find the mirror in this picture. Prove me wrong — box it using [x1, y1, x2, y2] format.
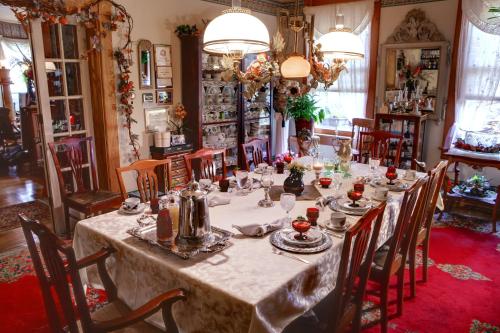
[138, 39, 154, 89]
[377, 9, 449, 121]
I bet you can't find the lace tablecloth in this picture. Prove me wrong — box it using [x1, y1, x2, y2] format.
[73, 163, 418, 333]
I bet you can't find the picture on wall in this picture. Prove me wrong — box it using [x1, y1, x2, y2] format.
[144, 107, 170, 132]
[154, 44, 171, 66]
[157, 89, 173, 105]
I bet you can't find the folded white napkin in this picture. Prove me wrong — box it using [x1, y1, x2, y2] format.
[208, 194, 231, 207]
[232, 217, 287, 237]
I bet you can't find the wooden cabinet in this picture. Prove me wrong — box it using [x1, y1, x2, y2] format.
[180, 35, 272, 171]
[375, 113, 429, 169]
[150, 144, 193, 188]
[20, 106, 43, 167]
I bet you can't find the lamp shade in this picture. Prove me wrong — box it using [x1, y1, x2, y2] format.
[317, 29, 364, 60]
[280, 55, 311, 79]
[203, 7, 270, 57]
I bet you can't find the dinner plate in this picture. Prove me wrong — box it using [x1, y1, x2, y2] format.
[281, 228, 324, 248]
[369, 179, 408, 192]
[118, 203, 146, 215]
[331, 198, 372, 216]
[270, 229, 333, 254]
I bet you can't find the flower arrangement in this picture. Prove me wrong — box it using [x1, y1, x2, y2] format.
[456, 174, 494, 198]
[287, 161, 307, 175]
[454, 137, 500, 154]
[169, 103, 188, 135]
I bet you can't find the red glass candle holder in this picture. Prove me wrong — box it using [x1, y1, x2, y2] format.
[353, 182, 365, 193]
[347, 190, 363, 207]
[306, 207, 320, 226]
[319, 177, 332, 188]
[386, 166, 398, 185]
[292, 219, 311, 240]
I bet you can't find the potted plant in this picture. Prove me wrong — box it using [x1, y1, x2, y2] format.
[284, 161, 307, 195]
[287, 94, 325, 133]
[174, 24, 199, 37]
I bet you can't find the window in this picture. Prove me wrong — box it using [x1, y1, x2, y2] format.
[0, 37, 31, 110]
[315, 23, 371, 132]
[451, 18, 500, 150]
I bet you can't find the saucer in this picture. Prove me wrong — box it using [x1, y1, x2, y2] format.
[325, 222, 349, 232]
[118, 203, 145, 215]
[282, 228, 323, 248]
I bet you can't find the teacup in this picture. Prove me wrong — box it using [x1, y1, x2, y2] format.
[330, 212, 347, 228]
[199, 178, 213, 191]
[404, 169, 417, 180]
[123, 197, 140, 211]
[374, 187, 389, 201]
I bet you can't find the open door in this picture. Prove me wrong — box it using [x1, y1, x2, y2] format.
[30, 18, 94, 234]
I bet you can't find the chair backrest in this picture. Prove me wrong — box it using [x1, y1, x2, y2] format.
[241, 138, 271, 171]
[420, 160, 448, 234]
[358, 130, 403, 167]
[351, 117, 375, 153]
[381, 176, 429, 274]
[116, 159, 172, 202]
[331, 202, 386, 331]
[19, 214, 93, 333]
[48, 136, 98, 199]
[184, 148, 226, 182]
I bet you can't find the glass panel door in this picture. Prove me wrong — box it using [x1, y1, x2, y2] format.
[31, 18, 94, 234]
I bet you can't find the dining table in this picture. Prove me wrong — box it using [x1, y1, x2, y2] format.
[73, 162, 423, 333]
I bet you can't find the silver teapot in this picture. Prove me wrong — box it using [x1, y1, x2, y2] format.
[175, 177, 211, 250]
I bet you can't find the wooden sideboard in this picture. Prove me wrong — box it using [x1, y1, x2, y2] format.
[150, 144, 193, 188]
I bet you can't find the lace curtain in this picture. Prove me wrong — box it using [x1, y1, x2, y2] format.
[446, 0, 500, 149]
[304, 1, 373, 131]
[0, 36, 31, 94]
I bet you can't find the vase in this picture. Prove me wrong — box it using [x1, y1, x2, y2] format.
[337, 138, 352, 172]
[283, 170, 304, 195]
[295, 118, 314, 133]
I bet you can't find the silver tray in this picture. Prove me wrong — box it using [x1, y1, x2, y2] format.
[270, 228, 333, 254]
[127, 225, 233, 260]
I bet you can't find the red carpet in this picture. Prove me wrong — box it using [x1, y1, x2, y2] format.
[0, 246, 107, 333]
[0, 216, 499, 333]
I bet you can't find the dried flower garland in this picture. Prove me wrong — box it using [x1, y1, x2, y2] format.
[2, 0, 140, 160]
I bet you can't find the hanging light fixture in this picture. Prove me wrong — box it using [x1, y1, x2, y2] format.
[280, 0, 311, 79]
[317, 14, 364, 60]
[203, 0, 270, 59]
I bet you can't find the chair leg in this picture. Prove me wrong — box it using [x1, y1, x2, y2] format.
[409, 248, 416, 298]
[64, 204, 71, 240]
[397, 268, 405, 317]
[380, 283, 389, 333]
[422, 239, 430, 283]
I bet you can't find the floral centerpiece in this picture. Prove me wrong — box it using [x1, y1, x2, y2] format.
[284, 161, 307, 195]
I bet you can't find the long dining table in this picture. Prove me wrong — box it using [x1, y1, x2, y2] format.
[73, 163, 422, 333]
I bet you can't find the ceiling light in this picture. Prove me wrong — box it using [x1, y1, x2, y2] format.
[317, 14, 364, 60]
[281, 54, 311, 79]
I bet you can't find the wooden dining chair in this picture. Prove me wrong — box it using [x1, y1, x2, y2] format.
[115, 159, 172, 202]
[48, 136, 122, 238]
[284, 202, 387, 333]
[241, 138, 271, 171]
[358, 131, 404, 167]
[367, 176, 429, 333]
[408, 161, 448, 298]
[351, 117, 375, 161]
[184, 148, 226, 182]
[19, 213, 186, 333]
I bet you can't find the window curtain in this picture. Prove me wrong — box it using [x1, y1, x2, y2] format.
[304, 0, 373, 131]
[446, 0, 500, 149]
[0, 36, 31, 94]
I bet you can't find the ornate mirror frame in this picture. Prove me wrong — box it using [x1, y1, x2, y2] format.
[378, 9, 450, 122]
[137, 39, 154, 90]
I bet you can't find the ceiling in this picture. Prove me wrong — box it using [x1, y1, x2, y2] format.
[202, 0, 446, 15]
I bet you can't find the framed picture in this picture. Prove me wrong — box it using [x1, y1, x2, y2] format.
[157, 89, 173, 105]
[144, 107, 170, 132]
[157, 78, 172, 88]
[142, 92, 154, 103]
[154, 44, 171, 66]
[157, 66, 173, 79]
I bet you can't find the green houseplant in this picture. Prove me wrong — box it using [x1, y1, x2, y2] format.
[287, 94, 325, 133]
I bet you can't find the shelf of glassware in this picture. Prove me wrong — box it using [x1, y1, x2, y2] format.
[244, 117, 271, 143]
[202, 122, 239, 167]
[202, 80, 238, 124]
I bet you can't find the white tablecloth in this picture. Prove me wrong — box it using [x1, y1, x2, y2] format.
[73, 163, 418, 333]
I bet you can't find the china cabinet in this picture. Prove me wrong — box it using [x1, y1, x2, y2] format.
[180, 35, 272, 171]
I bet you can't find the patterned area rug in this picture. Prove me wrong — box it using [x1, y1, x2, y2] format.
[0, 246, 108, 332]
[362, 214, 500, 333]
[0, 201, 51, 232]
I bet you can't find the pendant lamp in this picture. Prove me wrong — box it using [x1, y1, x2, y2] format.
[203, 0, 270, 59]
[317, 14, 364, 60]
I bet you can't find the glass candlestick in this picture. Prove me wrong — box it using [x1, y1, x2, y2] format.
[312, 158, 324, 185]
[258, 172, 274, 207]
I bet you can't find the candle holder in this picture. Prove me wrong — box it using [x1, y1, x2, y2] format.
[258, 172, 274, 207]
[312, 158, 324, 185]
[386, 166, 398, 185]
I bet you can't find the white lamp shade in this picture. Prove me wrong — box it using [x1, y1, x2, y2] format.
[280, 55, 311, 79]
[317, 30, 364, 60]
[203, 9, 270, 56]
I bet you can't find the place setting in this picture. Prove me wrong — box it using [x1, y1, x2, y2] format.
[369, 165, 412, 192]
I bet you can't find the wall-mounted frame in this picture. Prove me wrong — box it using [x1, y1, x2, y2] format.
[157, 89, 173, 105]
[154, 44, 173, 89]
[144, 106, 170, 132]
[137, 39, 154, 90]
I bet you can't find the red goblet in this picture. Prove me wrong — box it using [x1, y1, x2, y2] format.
[386, 166, 398, 185]
[306, 207, 320, 226]
[353, 182, 365, 193]
[292, 218, 311, 240]
[347, 190, 363, 207]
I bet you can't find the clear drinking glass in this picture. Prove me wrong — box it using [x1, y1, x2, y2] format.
[369, 157, 381, 175]
[258, 170, 274, 207]
[236, 171, 249, 196]
[280, 193, 296, 222]
[332, 172, 343, 195]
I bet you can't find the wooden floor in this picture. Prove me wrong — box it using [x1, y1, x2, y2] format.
[0, 165, 48, 253]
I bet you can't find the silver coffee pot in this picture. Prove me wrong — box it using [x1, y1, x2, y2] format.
[175, 177, 211, 250]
